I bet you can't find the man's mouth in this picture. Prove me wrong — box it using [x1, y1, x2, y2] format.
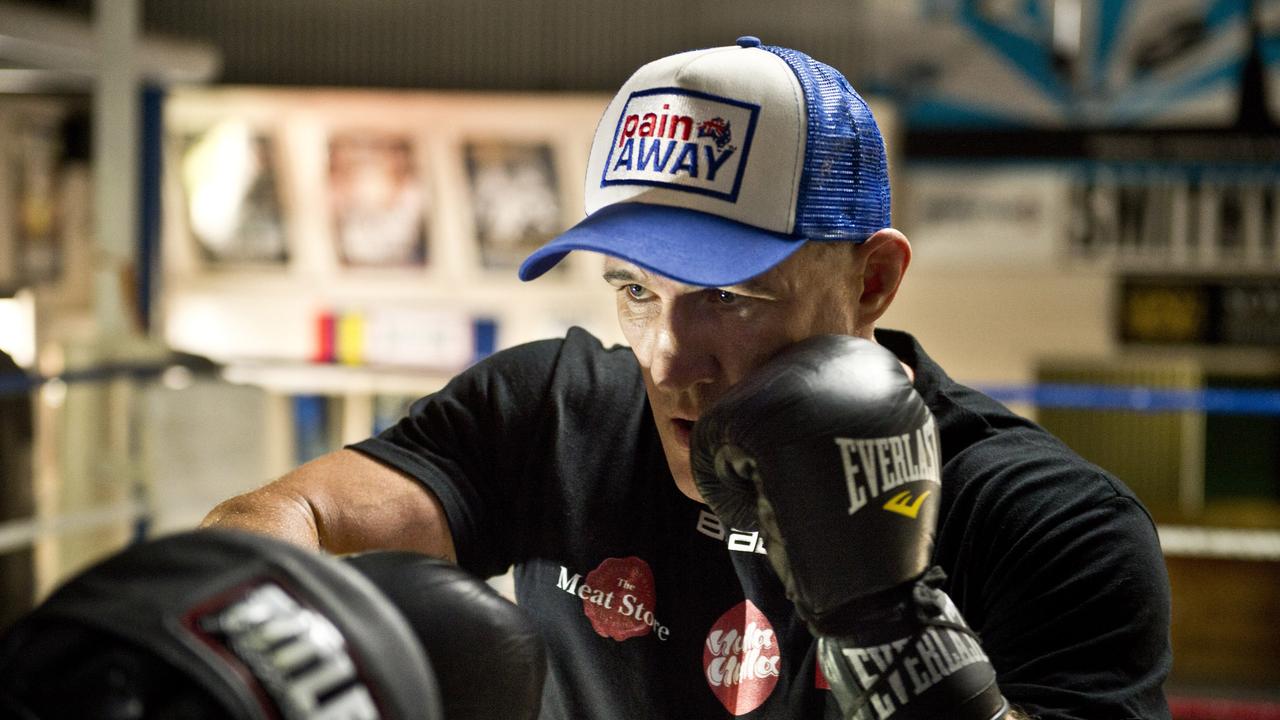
[670, 418, 695, 448]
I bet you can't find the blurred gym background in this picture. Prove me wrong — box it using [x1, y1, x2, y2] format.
[0, 1, 1277, 716]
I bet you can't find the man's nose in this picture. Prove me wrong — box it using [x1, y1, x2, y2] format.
[647, 304, 718, 393]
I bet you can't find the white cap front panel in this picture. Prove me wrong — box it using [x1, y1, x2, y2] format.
[583, 45, 808, 235]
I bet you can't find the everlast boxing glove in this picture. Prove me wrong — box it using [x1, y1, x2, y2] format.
[691, 335, 1009, 720]
[343, 552, 547, 720]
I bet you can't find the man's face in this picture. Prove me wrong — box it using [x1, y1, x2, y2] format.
[604, 243, 865, 502]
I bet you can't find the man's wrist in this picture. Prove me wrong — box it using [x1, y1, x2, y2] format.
[815, 569, 1007, 719]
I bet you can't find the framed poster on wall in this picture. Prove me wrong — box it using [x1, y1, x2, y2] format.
[11, 115, 63, 287]
[463, 140, 563, 274]
[328, 131, 428, 268]
[179, 121, 288, 267]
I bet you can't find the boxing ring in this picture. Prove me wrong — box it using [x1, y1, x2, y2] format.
[2, 358, 1280, 717]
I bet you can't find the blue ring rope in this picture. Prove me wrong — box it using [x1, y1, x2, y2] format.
[0, 362, 185, 396]
[976, 383, 1280, 416]
[3, 368, 1280, 416]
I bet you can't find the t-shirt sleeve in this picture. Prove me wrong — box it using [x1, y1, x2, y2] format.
[348, 337, 564, 578]
[947, 447, 1172, 720]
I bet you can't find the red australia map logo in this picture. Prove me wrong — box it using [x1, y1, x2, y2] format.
[704, 600, 781, 715]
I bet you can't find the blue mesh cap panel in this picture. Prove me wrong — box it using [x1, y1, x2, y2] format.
[763, 46, 891, 241]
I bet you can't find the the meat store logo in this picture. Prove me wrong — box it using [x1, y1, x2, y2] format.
[703, 600, 780, 715]
[557, 556, 671, 641]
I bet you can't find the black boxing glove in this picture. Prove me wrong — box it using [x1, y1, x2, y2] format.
[343, 553, 547, 720]
[0, 529, 442, 720]
[692, 335, 1008, 720]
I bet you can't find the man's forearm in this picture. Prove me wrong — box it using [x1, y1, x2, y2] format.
[199, 449, 457, 559]
[200, 486, 321, 550]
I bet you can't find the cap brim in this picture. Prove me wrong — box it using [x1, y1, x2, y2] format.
[518, 203, 807, 287]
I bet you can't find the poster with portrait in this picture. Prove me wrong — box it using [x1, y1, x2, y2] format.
[11, 117, 63, 286]
[464, 141, 563, 273]
[328, 132, 428, 267]
[179, 121, 288, 266]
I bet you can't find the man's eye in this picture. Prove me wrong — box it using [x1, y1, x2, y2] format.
[625, 284, 648, 300]
[713, 289, 740, 305]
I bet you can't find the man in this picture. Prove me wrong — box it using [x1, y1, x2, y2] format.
[205, 38, 1171, 718]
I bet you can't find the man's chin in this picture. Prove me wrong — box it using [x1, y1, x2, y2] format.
[671, 468, 705, 504]
[657, 436, 703, 501]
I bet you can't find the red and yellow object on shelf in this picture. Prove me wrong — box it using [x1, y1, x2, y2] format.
[312, 307, 496, 370]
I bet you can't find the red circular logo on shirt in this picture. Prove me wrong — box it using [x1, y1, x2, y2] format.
[703, 600, 781, 715]
[583, 556, 661, 641]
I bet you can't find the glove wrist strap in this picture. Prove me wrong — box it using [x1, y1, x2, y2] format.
[815, 567, 1008, 720]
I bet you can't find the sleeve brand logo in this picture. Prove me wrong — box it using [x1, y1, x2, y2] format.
[601, 88, 760, 203]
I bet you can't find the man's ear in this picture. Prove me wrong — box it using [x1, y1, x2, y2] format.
[854, 228, 911, 333]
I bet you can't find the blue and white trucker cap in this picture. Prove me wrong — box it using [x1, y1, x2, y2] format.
[518, 36, 891, 287]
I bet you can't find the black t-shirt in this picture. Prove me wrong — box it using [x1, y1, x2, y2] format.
[351, 327, 1171, 720]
